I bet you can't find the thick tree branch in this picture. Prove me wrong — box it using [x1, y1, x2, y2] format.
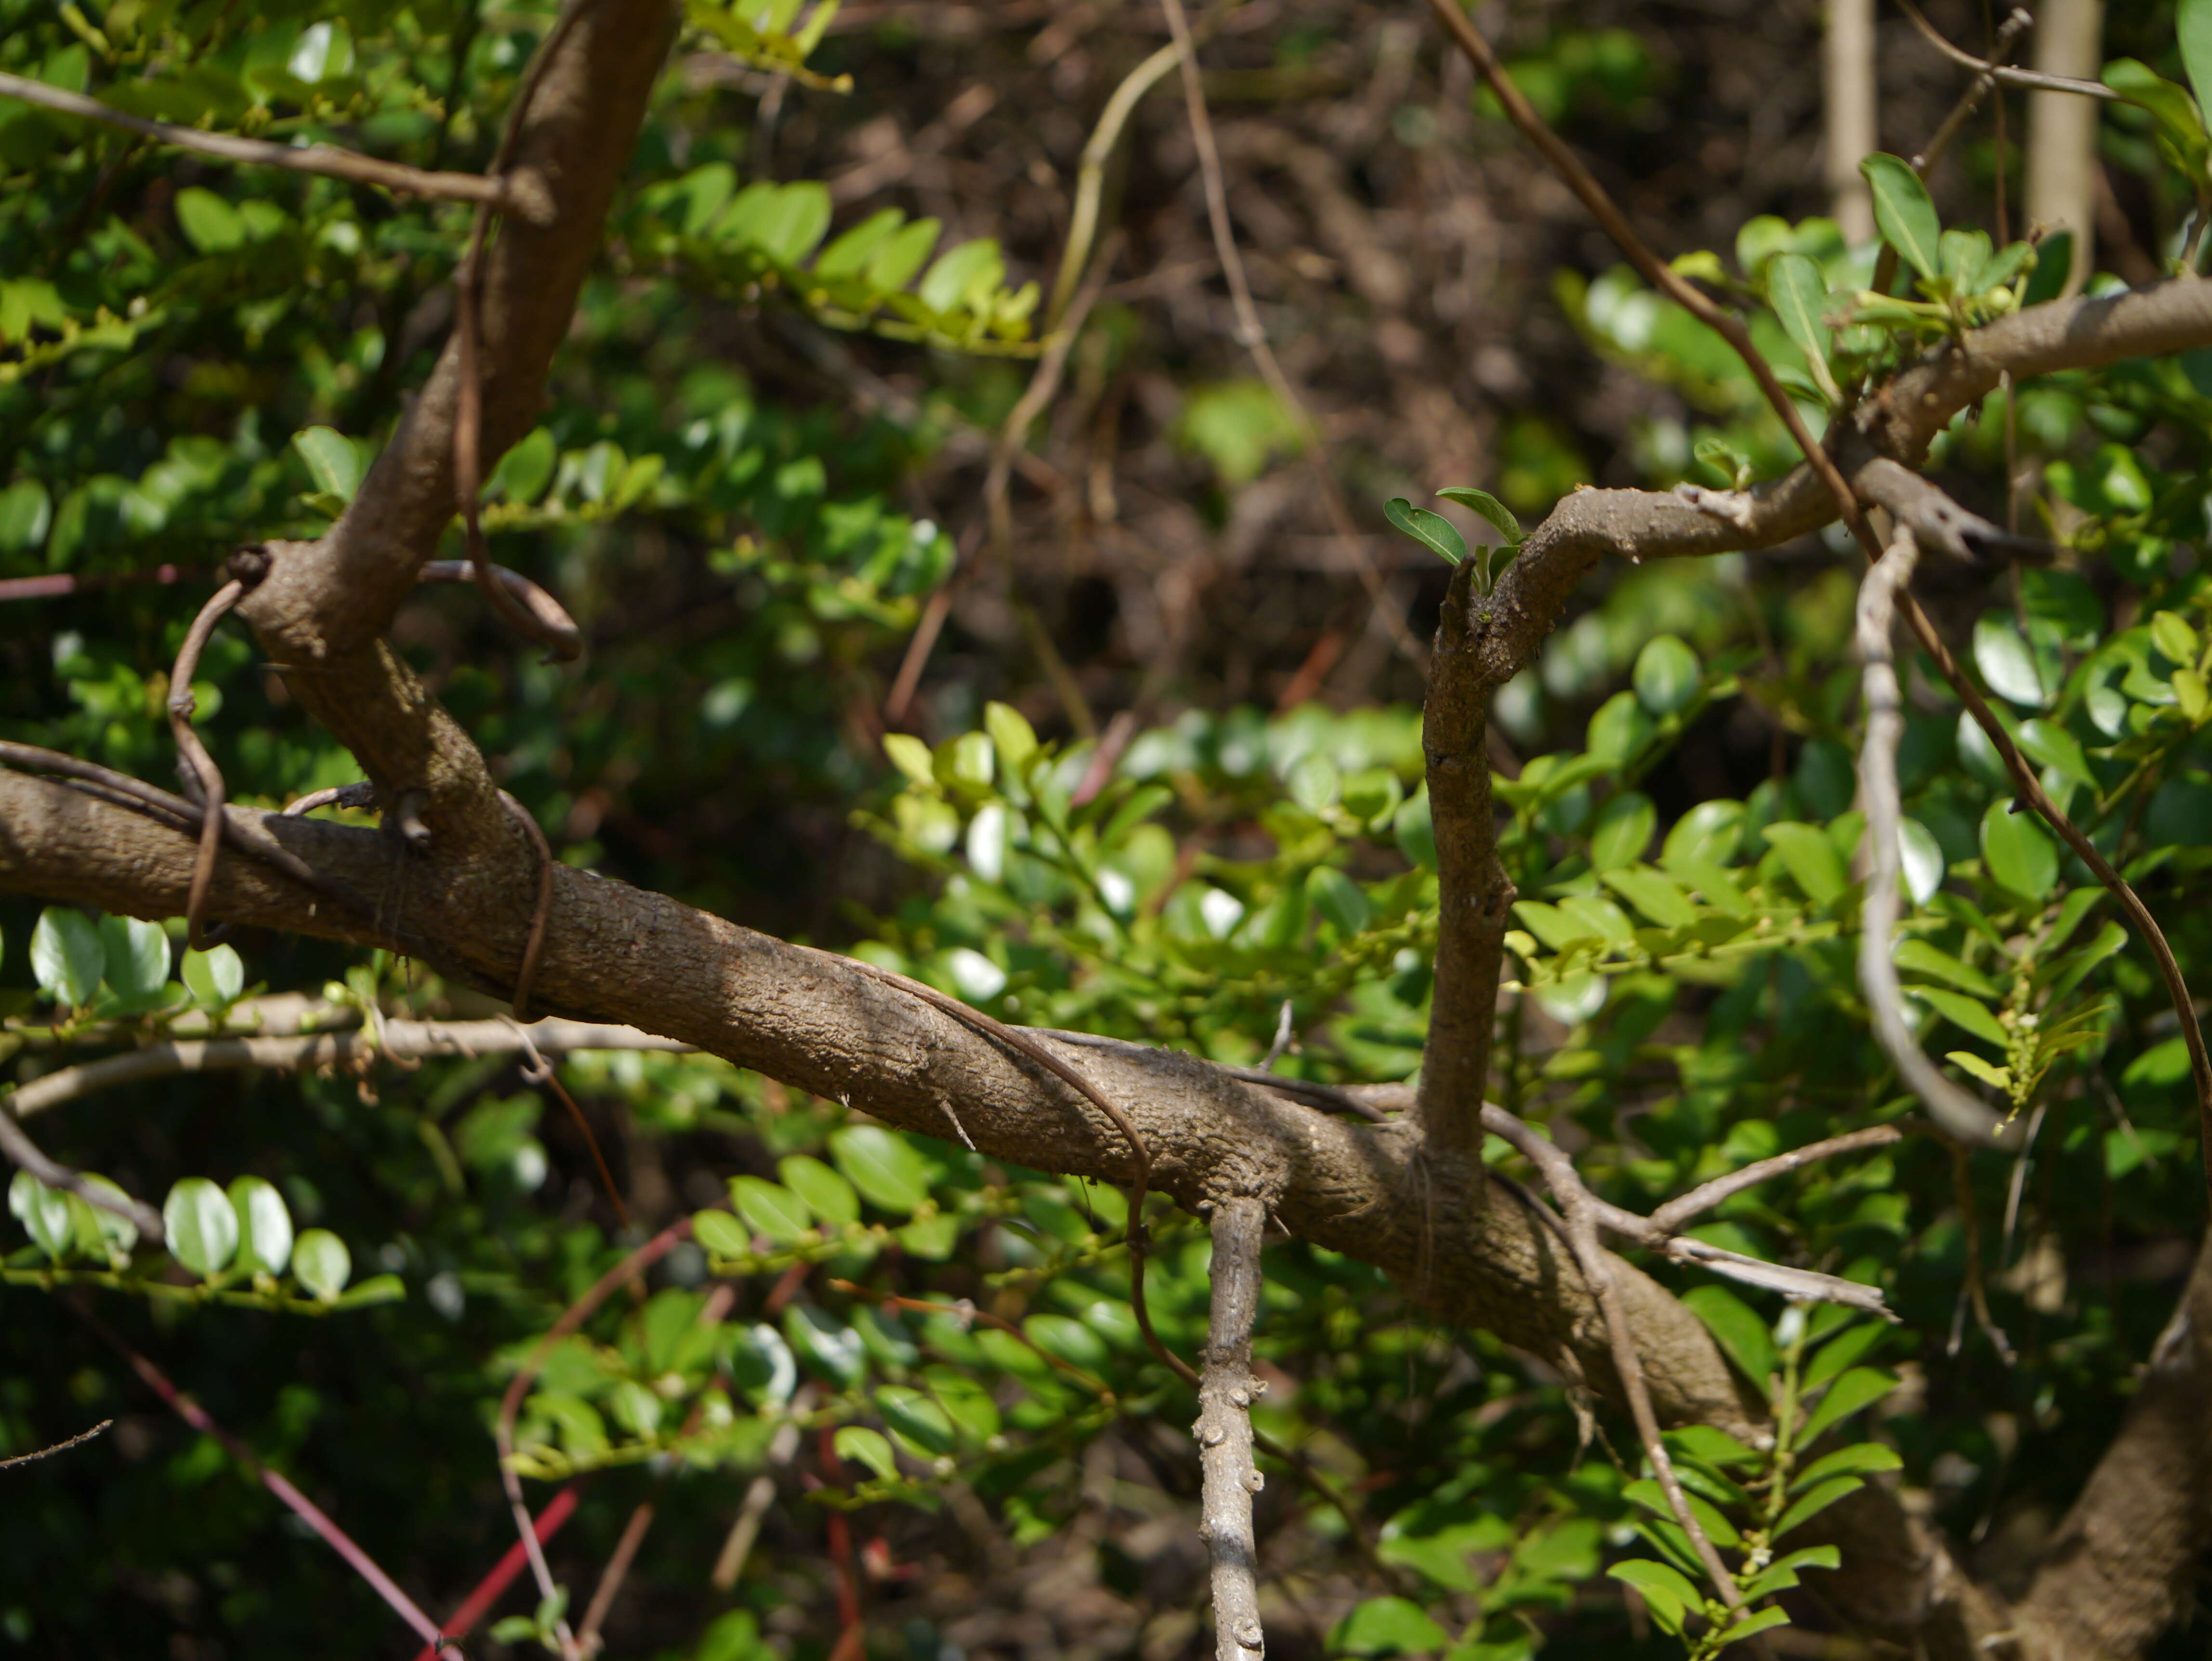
[1195, 1196, 1267, 1659]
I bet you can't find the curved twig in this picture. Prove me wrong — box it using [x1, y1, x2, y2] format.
[0, 1416, 111, 1471]
[498, 792, 555, 1022]
[1893, 0, 2117, 100]
[418, 562, 584, 659]
[1855, 528, 2012, 1145]
[168, 580, 246, 948]
[0, 1102, 165, 1242]
[508, 1019, 630, 1229]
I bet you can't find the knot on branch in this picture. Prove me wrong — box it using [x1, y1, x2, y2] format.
[225, 543, 273, 589]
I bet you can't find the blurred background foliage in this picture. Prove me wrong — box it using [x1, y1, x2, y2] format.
[7, 0, 2212, 1657]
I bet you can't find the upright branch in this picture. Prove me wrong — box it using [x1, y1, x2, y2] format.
[1854, 529, 2011, 1145]
[1194, 1197, 1268, 1660]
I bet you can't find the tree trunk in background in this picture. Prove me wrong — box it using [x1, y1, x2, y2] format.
[2026, 0, 2103, 294]
[1824, 0, 1877, 243]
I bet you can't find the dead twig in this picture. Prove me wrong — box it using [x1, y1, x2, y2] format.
[0, 1417, 111, 1471]
[410, 1488, 580, 1661]
[168, 578, 247, 949]
[575, 1501, 655, 1657]
[710, 1386, 815, 1590]
[72, 1299, 464, 1658]
[498, 791, 555, 1022]
[1159, 0, 1425, 672]
[1893, 1, 2117, 101]
[1854, 527, 2010, 1145]
[1478, 1113, 1754, 1629]
[508, 1019, 631, 1230]
[495, 1218, 695, 1661]
[0, 70, 552, 220]
[0, 1103, 166, 1242]
[1195, 1196, 1267, 1660]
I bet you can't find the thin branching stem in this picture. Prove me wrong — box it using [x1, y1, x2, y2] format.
[1195, 1197, 1268, 1659]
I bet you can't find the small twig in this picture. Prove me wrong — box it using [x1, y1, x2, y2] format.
[0, 70, 552, 220]
[498, 791, 555, 1022]
[1477, 1117, 1751, 1624]
[282, 781, 380, 818]
[508, 1020, 631, 1230]
[1893, 1, 2117, 100]
[1160, 0, 1425, 672]
[1948, 1146, 2016, 1365]
[72, 1301, 463, 1658]
[575, 1501, 654, 1657]
[1907, 7, 2032, 178]
[410, 1489, 580, 1661]
[710, 1385, 815, 1590]
[0, 1417, 111, 1471]
[418, 561, 583, 659]
[1047, 41, 1184, 327]
[1195, 1196, 1268, 1660]
[1855, 529, 2011, 1145]
[495, 1218, 694, 1661]
[0, 1102, 166, 1242]
[1259, 1001, 1295, 1071]
[168, 578, 246, 949]
[1646, 1125, 1908, 1236]
[9, 1019, 690, 1122]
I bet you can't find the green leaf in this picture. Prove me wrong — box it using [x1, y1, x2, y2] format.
[1662, 1424, 1760, 1467]
[1623, 1478, 1741, 1548]
[1713, 1608, 1793, 1647]
[0, 478, 53, 552]
[182, 944, 245, 1008]
[917, 237, 1004, 314]
[1435, 485, 1522, 543]
[1329, 1596, 1450, 1656]
[1307, 865, 1372, 935]
[1790, 1441, 1903, 1490]
[228, 1175, 293, 1276]
[1899, 817, 1946, 905]
[1948, 1051, 2013, 1091]
[1762, 822, 1848, 907]
[291, 1228, 352, 1300]
[97, 915, 170, 1002]
[1601, 866, 1698, 928]
[30, 907, 104, 1008]
[488, 428, 557, 503]
[1023, 1312, 1108, 1371]
[1892, 939, 1998, 997]
[174, 186, 245, 253]
[815, 208, 905, 281]
[728, 1175, 816, 1246]
[875, 1384, 956, 1456]
[694, 1208, 752, 1257]
[1589, 791, 1656, 871]
[1663, 799, 1745, 868]
[1383, 497, 1469, 567]
[1859, 154, 1942, 280]
[1980, 799, 2058, 900]
[833, 1424, 898, 1482]
[1802, 1321, 1885, 1391]
[778, 1155, 860, 1228]
[2151, 610, 2200, 667]
[1606, 1558, 1704, 1613]
[786, 1304, 866, 1386]
[883, 732, 935, 787]
[1741, 1544, 1843, 1601]
[163, 1176, 239, 1279]
[1774, 1475, 1866, 1539]
[1974, 614, 2047, 707]
[896, 1211, 960, 1259]
[1632, 634, 1701, 715]
[831, 1123, 933, 1212]
[10, 1171, 74, 1259]
[70, 1175, 141, 1261]
[1395, 788, 1436, 870]
[1766, 253, 1839, 401]
[1910, 986, 2010, 1049]
[1682, 1285, 1776, 1390]
[865, 216, 941, 291]
[1794, 1366, 1897, 1447]
[2183, 0, 2212, 131]
[291, 426, 364, 502]
[983, 700, 1039, 773]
